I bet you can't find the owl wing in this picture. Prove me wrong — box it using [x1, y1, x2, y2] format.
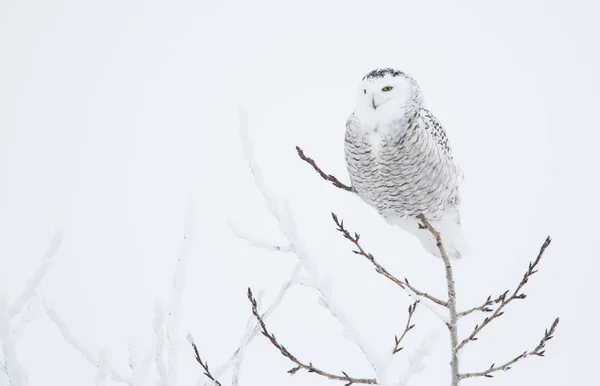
[420, 108, 453, 157]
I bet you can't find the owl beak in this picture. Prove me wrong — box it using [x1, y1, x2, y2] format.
[371, 96, 377, 110]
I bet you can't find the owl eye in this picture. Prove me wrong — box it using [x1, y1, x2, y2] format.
[363, 89, 366, 94]
[382, 86, 393, 92]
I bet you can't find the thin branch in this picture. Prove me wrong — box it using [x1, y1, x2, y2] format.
[188, 335, 222, 386]
[332, 213, 448, 308]
[10, 231, 61, 317]
[457, 237, 553, 351]
[166, 198, 195, 385]
[296, 146, 354, 192]
[228, 220, 293, 253]
[393, 301, 419, 354]
[418, 215, 459, 386]
[153, 302, 168, 386]
[206, 263, 302, 384]
[458, 295, 497, 318]
[459, 317, 559, 380]
[43, 300, 132, 385]
[247, 288, 376, 385]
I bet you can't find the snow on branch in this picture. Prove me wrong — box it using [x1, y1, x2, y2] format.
[0, 296, 27, 386]
[10, 231, 61, 318]
[43, 300, 132, 385]
[247, 288, 376, 385]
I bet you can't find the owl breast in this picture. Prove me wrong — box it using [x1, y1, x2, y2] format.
[344, 110, 460, 221]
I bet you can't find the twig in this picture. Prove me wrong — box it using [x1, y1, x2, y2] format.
[332, 213, 448, 308]
[43, 300, 132, 385]
[166, 198, 195, 385]
[247, 288, 376, 385]
[153, 302, 168, 386]
[456, 237, 553, 351]
[393, 301, 419, 354]
[458, 295, 498, 318]
[206, 263, 302, 385]
[418, 215, 459, 386]
[10, 231, 61, 317]
[459, 317, 559, 380]
[296, 146, 354, 192]
[188, 335, 222, 386]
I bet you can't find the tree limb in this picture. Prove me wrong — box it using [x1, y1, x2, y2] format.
[417, 215, 459, 386]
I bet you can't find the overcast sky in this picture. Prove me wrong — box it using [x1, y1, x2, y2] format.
[1, 1, 598, 385]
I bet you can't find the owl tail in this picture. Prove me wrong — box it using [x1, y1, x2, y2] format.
[422, 208, 467, 259]
[392, 209, 467, 259]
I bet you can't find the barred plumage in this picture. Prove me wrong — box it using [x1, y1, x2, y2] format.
[344, 68, 465, 258]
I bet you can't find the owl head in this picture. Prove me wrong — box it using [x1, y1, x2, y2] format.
[354, 68, 423, 120]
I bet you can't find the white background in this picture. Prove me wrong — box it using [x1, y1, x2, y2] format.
[0, 1, 598, 385]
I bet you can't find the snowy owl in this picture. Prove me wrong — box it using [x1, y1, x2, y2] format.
[344, 68, 465, 259]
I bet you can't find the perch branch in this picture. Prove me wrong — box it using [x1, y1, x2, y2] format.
[188, 335, 222, 386]
[417, 215, 459, 386]
[393, 301, 419, 354]
[247, 288, 376, 385]
[332, 213, 447, 308]
[457, 237, 553, 351]
[296, 146, 354, 192]
[459, 317, 559, 380]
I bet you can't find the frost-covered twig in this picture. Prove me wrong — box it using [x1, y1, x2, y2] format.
[11, 296, 40, 341]
[296, 146, 354, 192]
[166, 198, 195, 385]
[332, 213, 447, 308]
[417, 215, 459, 386]
[458, 317, 559, 380]
[227, 220, 292, 253]
[239, 109, 384, 380]
[392, 301, 418, 354]
[248, 288, 376, 385]
[9, 231, 61, 318]
[0, 296, 27, 386]
[188, 335, 221, 386]
[456, 237, 553, 351]
[43, 300, 131, 385]
[95, 349, 109, 386]
[153, 303, 168, 386]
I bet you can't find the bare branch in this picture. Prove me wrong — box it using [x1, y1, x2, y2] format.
[247, 288, 376, 385]
[296, 146, 354, 192]
[332, 213, 448, 308]
[417, 215, 459, 386]
[188, 335, 222, 386]
[458, 294, 498, 318]
[459, 317, 559, 380]
[393, 301, 419, 354]
[457, 237, 553, 351]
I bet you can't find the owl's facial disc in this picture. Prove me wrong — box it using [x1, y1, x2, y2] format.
[359, 75, 413, 112]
